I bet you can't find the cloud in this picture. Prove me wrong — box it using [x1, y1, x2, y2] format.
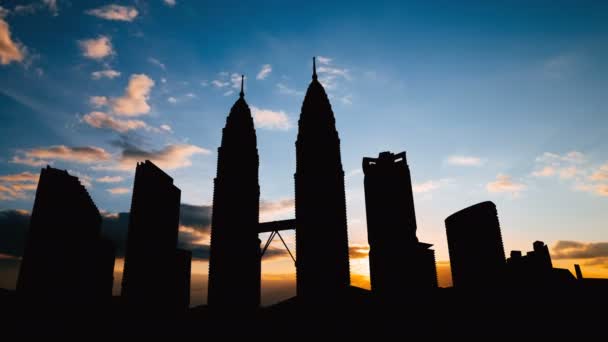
[276, 83, 303, 96]
[0, 7, 9, 18]
[316, 56, 332, 65]
[575, 183, 608, 197]
[536, 151, 585, 164]
[211, 80, 229, 88]
[79, 35, 114, 60]
[12, 145, 112, 166]
[446, 155, 483, 167]
[260, 198, 294, 221]
[111, 74, 155, 116]
[10, 156, 48, 167]
[532, 166, 556, 177]
[14, 1, 58, 16]
[167, 96, 177, 104]
[91, 69, 121, 80]
[163, 0, 177, 7]
[250, 106, 291, 131]
[230, 73, 242, 89]
[96, 176, 123, 183]
[105, 143, 210, 171]
[86, 5, 138, 21]
[107, 187, 130, 195]
[83, 111, 148, 133]
[148, 57, 166, 70]
[486, 174, 526, 195]
[257, 64, 272, 80]
[413, 179, 449, 193]
[349, 245, 370, 259]
[160, 124, 172, 133]
[590, 163, 608, 181]
[0, 172, 39, 200]
[0, 18, 26, 65]
[43, 0, 58, 16]
[90, 96, 108, 107]
[552, 241, 608, 259]
[223, 90, 234, 96]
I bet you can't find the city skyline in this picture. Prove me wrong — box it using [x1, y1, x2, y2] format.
[1, 1, 608, 306]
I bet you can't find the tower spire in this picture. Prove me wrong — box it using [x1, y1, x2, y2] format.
[312, 56, 317, 80]
[239, 74, 245, 98]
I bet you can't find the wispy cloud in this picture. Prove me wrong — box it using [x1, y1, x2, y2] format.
[0, 18, 26, 65]
[86, 5, 138, 22]
[256, 64, 272, 80]
[148, 57, 166, 70]
[250, 106, 291, 130]
[107, 187, 130, 195]
[446, 155, 484, 167]
[79, 35, 114, 60]
[163, 0, 177, 7]
[82, 111, 148, 133]
[96, 176, 123, 183]
[0, 172, 38, 200]
[486, 174, 526, 196]
[212, 79, 229, 88]
[96, 143, 210, 171]
[90, 96, 108, 107]
[276, 83, 303, 96]
[91, 69, 121, 80]
[260, 198, 294, 221]
[12, 145, 112, 166]
[413, 179, 450, 193]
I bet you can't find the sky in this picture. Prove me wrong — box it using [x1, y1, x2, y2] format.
[0, 0, 607, 306]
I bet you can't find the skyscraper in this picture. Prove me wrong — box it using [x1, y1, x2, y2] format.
[208, 76, 261, 310]
[17, 166, 114, 306]
[295, 58, 350, 301]
[121, 160, 189, 311]
[445, 201, 506, 288]
[363, 151, 437, 296]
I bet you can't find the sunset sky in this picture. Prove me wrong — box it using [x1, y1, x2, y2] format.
[0, 1, 607, 306]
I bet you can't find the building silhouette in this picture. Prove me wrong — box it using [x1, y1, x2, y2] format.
[208, 76, 261, 310]
[362, 151, 437, 296]
[295, 58, 350, 301]
[445, 201, 506, 288]
[121, 160, 190, 312]
[506, 241, 576, 287]
[17, 166, 115, 306]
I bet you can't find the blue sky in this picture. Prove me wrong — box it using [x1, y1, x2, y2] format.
[1, 0, 607, 269]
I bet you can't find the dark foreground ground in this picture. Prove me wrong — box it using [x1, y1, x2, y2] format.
[1, 285, 606, 337]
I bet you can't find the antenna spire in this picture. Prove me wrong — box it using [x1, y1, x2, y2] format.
[312, 56, 317, 80]
[239, 74, 244, 97]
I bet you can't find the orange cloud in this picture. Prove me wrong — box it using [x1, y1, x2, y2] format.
[486, 174, 526, 195]
[12, 145, 111, 166]
[79, 35, 113, 60]
[111, 74, 155, 116]
[0, 18, 25, 65]
[83, 111, 148, 133]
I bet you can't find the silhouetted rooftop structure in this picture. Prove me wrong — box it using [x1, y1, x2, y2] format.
[295, 57, 350, 302]
[208, 76, 262, 310]
[17, 166, 114, 307]
[445, 201, 506, 288]
[121, 160, 189, 312]
[363, 151, 437, 296]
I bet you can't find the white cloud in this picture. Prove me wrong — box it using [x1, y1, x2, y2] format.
[230, 73, 242, 89]
[111, 74, 155, 116]
[276, 83, 303, 96]
[256, 64, 272, 80]
[96, 176, 123, 183]
[90, 96, 108, 107]
[212, 79, 229, 88]
[413, 179, 450, 193]
[86, 5, 138, 21]
[200, 80, 208, 87]
[148, 57, 166, 70]
[250, 106, 291, 131]
[316, 56, 332, 65]
[340, 94, 352, 105]
[486, 174, 526, 196]
[14, 1, 57, 16]
[83, 111, 148, 133]
[107, 187, 130, 195]
[559, 166, 579, 179]
[91, 69, 120, 80]
[79, 35, 113, 60]
[163, 0, 177, 7]
[223, 90, 234, 96]
[160, 124, 173, 133]
[167, 96, 177, 104]
[446, 155, 484, 167]
[0, 18, 26, 65]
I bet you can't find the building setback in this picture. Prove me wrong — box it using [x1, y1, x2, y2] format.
[445, 201, 506, 288]
[295, 58, 351, 301]
[17, 166, 115, 306]
[207, 77, 261, 310]
[363, 151, 438, 296]
[121, 160, 190, 312]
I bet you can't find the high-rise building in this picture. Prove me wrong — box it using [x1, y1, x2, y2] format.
[363, 151, 437, 296]
[295, 58, 350, 301]
[445, 201, 506, 288]
[208, 76, 261, 310]
[17, 166, 114, 306]
[121, 160, 189, 311]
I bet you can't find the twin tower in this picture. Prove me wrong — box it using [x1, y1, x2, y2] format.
[208, 58, 350, 309]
